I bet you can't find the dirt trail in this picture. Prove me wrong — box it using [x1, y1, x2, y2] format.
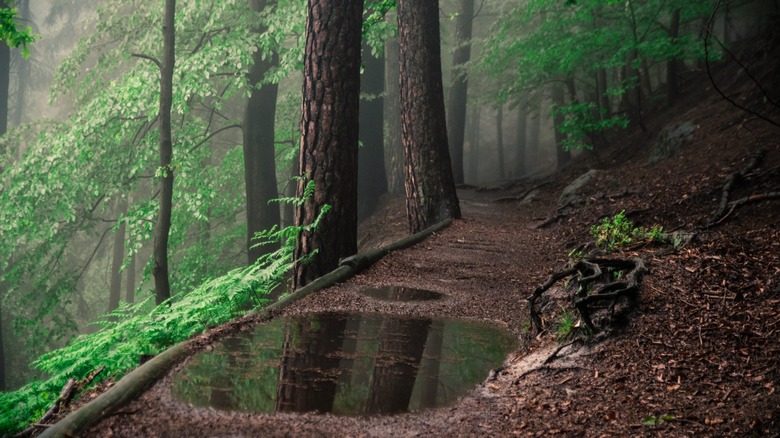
[81, 38, 780, 436]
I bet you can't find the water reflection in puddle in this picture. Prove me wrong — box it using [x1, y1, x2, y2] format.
[360, 286, 444, 302]
[172, 312, 515, 416]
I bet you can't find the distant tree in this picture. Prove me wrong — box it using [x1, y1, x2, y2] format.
[358, 34, 387, 219]
[446, 0, 474, 185]
[383, 20, 404, 195]
[397, 0, 461, 233]
[107, 198, 128, 313]
[293, 0, 363, 289]
[243, 0, 281, 265]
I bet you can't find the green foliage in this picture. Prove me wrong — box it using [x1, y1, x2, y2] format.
[0, 220, 299, 435]
[590, 211, 667, 252]
[555, 308, 578, 342]
[0, 7, 36, 57]
[553, 102, 629, 150]
[642, 414, 675, 426]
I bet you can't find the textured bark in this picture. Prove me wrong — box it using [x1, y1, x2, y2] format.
[383, 28, 404, 195]
[244, 0, 281, 265]
[496, 105, 505, 179]
[108, 199, 128, 313]
[446, 0, 475, 185]
[358, 38, 387, 219]
[514, 94, 528, 177]
[152, 0, 175, 305]
[553, 83, 571, 169]
[293, 0, 363, 289]
[397, 0, 461, 233]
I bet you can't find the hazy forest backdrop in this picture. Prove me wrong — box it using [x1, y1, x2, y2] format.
[0, 0, 776, 434]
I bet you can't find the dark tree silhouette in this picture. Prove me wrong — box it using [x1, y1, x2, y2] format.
[243, 0, 281, 265]
[397, 0, 461, 233]
[383, 29, 404, 195]
[293, 0, 363, 289]
[358, 37, 387, 219]
[152, 0, 175, 304]
[446, 0, 475, 185]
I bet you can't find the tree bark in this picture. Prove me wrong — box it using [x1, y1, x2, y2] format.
[125, 252, 136, 304]
[398, 0, 461, 233]
[152, 0, 175, 305]
[383, 26, 404, 195]
[553, 83, 571, 169]
[244, 0, 281, 265]
[446, 0, 474, 185]
[358, 37, 387, 219]
[293, 0, 363, 289]
[11, 0, 29, 128]
[108, 198, 128, 313]
[514, 94, 528, 177]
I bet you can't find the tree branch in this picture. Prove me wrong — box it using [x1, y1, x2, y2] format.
[131, 53, 162, 71]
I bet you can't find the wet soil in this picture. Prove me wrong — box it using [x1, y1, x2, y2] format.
[80, 42, 780, 436]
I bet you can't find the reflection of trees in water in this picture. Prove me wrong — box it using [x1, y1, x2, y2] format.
[365, 317, 431, 415]
[418, 319, 444, 409]
[275, 314, 349, 413]
[209, 333, 250, 410]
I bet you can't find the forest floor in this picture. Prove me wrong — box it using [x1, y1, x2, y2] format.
[74, 39, 780, 437]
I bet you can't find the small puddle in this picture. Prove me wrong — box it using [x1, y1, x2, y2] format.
[360, 285, 443, 302]
[172, 312, 516, 416]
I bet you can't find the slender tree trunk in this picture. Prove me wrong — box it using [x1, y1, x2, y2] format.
[293, 0, 363, 289]
[397, 0, 461, 233]
[358, 37, 387, 219]
[125, 252, 136, 304]
[108, 198, 128, 313]
[514, 94, 527, 177]
[11, 0, 29, 128]
[596, 69, 610, 118]
[244, 0, 281, 265]
[667, 8, 681, 104]
[153, 0, 175, 305]
[468, 105, 479, 183]
[495, 105, 504, 179]
[552, 84, 571, 169]
[446, 0, 474, 185]
[383, 25, 404, 196]
[527, 108, 540, 168]
[0, 20, 9, 136]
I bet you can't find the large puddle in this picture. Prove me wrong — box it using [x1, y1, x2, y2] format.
[172, 312, 516, 416]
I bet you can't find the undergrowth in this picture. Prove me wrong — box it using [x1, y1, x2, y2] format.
[0, 198, 326, 435]
[590, 211, 666, 252]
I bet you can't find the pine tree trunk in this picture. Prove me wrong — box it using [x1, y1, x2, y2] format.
[397, 0, 461, 233]
[108, 198, 128, 313]
[446, 0, 474, 185]
[153, 0, 176, 305]
[358, 37, 387, 219]
[293, 0, 363, 289]
[244, 0, 281, 265]
[383, 26, 404, 195]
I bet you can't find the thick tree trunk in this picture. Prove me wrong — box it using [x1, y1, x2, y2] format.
[153, 0, 175, 305]
[244, 0, 281, 265]
[496, 105, 505, 179]
[552, 84, 571, 169]
[293, 0, 363, 289]
[358, 38, 387, 219]
[383, 26, 404, 195]
[446, 0, 474, 185]
[108, 199, 128, 313]
[397, 0, 461, 233]
[666, 8, 681, 104]
[514, 94, 528, 177]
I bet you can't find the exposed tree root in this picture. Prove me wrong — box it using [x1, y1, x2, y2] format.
[713, 191, 780, 226]
[528, 258, 647, 334]
[706, 148, 766, 228]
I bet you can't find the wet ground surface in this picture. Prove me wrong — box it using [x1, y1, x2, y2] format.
[172, 312, 515, 416]
[359, 285, 444, 302]
[81, 52, 780, 436]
